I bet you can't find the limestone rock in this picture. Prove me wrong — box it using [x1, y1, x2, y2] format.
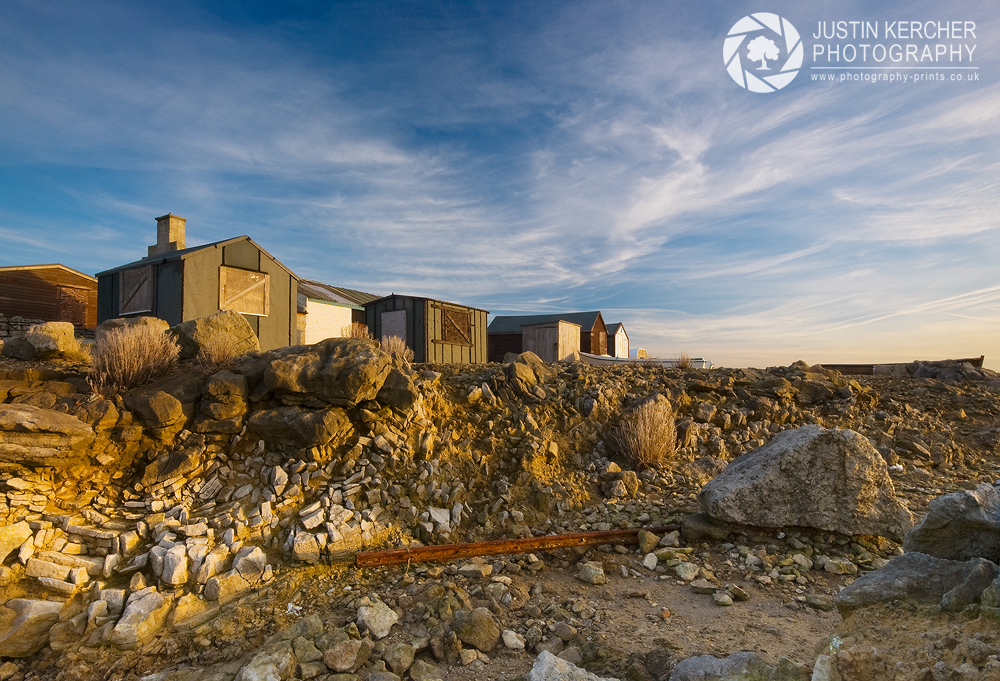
[108, 590, 173, 649]
[0, 404, 95, 466]
[377, 368, 420, 412]
[292, 532, 320, 565]
[0, 522, 33, 563]
[0, 599, 63, 657]
[903, 484, 1000, 563]
[668, 652, 807, 681]
[19, 322, 77, 359]
[356, 601, 398, 639]
[451, 607, 500, 652]
[528, 650, 618, 681]
[171, 310, 259, 361]
[248, 406, 353, 450]
[324, 638, 372, 673]
[236, 648, 296, 681]
[264, 337, 392, 407]
[125, 390, 186, 443]
[96, 316, 169, 344]
[834, 552, 999, 615]
[699, 425, 913, 541]
[383, 642, 415, 674]
[576, 562, 606, 585]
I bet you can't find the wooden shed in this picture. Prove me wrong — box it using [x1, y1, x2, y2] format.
[297, 280, 380, 345]
[0, 264, 98, 329]
[364, 294, 488, 364]
[487, 311, 608, 362]
[606, 322, 629, 358]
[522, 320, 580, 363]
[96, 214, 298, 352]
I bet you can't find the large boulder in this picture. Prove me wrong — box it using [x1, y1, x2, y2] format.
[95, 316, 169, 344]
[0, 599, 63, 657]
[377, 368, 420, 412]
[1, 322, 81, 360]
[669, 652, 807, 681]
[698, 425, 913, 541]
[248, 406, 353, 450]
[903, 484, 1000, 563]
[171, 310, 259, 361]
[834, 552, 998, 615]
[528, 650, 618, 681]
[0, 404, 95, 467]
[264, 338, 392, 407]
[124, 390, 186, 443]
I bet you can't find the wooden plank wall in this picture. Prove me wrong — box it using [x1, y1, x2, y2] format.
[425, 302, 487, 364]
[0, 269, 98, 328]
[488, 332, 523, 363]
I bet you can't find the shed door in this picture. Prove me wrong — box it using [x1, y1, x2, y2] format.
[381, 310, 406, 339]
[219, 266, 269, 316]
[119, 266, 153, 315]
[57, 286, 89, 326]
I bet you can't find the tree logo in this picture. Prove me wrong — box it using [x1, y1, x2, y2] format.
[723, 13, 802, 92]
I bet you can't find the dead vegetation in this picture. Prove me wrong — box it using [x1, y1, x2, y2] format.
[88, 324, 180, 395]
[615, 396, 677, 469]
[381, 334, 415, 363]
[342, 322, 372, 339]
[195, 333, 246, 375]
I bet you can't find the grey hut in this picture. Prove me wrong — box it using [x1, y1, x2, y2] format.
[364, 294, 488, 364]
[96, 214, 298, 351]
[487, 311, 608, 362]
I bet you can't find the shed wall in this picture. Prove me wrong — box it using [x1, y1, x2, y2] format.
[0, 269, 98, 328]
[522, 321, 579, 362]
[488, 332, 522, 363]
[302, 300, 354, 344]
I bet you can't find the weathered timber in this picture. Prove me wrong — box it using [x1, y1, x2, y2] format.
[355, 525, 680, 567]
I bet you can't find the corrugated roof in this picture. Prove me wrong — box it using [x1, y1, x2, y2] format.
[488, 311, 604, 334]
[95, 235, 298, 279]
[364, 294, 489, 314]
[298, 280, 380, 308]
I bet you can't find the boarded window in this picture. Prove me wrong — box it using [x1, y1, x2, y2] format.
[119, 266, 152, 315]
[57, 286, 89, 326]
[442, 308, 472, 346]
[220, 266, 269, 316]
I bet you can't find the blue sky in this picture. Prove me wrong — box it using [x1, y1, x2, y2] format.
[1, 1, 997, 368]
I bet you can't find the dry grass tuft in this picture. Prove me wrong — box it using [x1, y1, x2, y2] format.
[616, 397, 677, 469]
[196, 333, 246, 375]
[380, 335, 414, 363]
[343, 322, 373, 339]
[674, 352, 693, 370]
[88, 325, 180, 395]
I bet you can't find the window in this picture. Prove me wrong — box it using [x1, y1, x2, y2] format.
[220, 266, 269, 316]
[120, 266, 152, 315]
[442, 307, 472, 345]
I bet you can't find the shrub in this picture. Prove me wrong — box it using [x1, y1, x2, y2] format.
[380, 335, 414, 363]
[342, 322, 372, 339]
[88, 324, 180, 395]
[196, 333, 246, 375]
[674, 352, 693, 370]
[616, 397, 677, 469]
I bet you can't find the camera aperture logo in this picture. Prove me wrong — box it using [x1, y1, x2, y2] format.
[724, 13, 803, 92]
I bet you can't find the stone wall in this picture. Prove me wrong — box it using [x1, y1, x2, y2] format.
[0, 315, 45, 339]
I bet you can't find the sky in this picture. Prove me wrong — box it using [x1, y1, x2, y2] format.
[0, 1, 997, 369]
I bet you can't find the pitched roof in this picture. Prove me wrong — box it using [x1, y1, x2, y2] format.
[364, 294, 489, 313]
[607, 322, 628, 339]
[95, 235, 297, 279]
[488, 311, 604, 334]
[298, 279, 380, 308]
[0, 264, 96, 282]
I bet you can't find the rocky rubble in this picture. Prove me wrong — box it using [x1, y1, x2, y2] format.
[0, 334, 994, 680]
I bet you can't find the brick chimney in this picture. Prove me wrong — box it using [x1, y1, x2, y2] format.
[148, 213, 187, 257]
